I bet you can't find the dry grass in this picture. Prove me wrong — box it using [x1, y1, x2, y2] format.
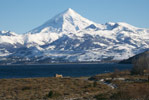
[93, 70, 149, 100]
[91, 70, 148, 80]
[0, 77, 111, 100]
[109, 82, 149, 100]
[0, 71, 148, 100]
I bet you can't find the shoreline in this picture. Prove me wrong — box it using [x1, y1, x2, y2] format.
[0, 60, 121, 65]
[0, 62, 128, 66]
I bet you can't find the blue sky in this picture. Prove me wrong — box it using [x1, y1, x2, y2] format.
[0, 0, 149, 33]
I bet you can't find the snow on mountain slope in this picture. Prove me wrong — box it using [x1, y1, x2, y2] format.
[40, 27, 148, 62]
[23, 32, 60, 47]
[0, 31, 23, 45]
[29, 8, 104, 34]
[0, 30, 17, 36]
[0, 8, 149, 64]
[0, 31, 23, 58]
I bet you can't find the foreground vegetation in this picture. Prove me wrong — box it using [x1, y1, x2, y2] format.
[0, 70, 148, 100]
[91, 70, 149, 100]
[0, 77, 111, 100]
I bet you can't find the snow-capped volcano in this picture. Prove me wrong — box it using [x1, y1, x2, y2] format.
[0, 8, 149, 64]
[29, 8, 103, 34]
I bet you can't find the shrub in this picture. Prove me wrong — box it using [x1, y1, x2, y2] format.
[111, 69, 120, 79]
[93, 81, 97, 87]
[131, 55, 149, 75]
[94, 94, 109, 100]
[110, 83, 149, 100]
[47, 90, 53, 98]
[21, 86, 31, 91]
[47, 90, 62, 98]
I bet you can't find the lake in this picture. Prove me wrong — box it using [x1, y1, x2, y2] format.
[0, 64, 132, 79]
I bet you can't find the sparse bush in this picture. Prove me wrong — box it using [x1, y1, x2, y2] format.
[131, 55, 149, 75]
[94, 93, 109, 100]
[110, 90, 131, 100]
[93, 81, 97, 87]
[47, 90, 53, 98]
[46, 90, 62, 98]
[21, 86, 31, 91]
[111, 69, 120, 78]
[110, 83, 149, 100]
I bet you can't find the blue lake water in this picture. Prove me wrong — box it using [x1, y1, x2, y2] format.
[0, 64, 132, 79]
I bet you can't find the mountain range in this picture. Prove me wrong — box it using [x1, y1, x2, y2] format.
[0, 8, 149, 64]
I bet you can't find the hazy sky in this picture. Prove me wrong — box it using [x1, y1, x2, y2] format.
[0, 0, 149, 33]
